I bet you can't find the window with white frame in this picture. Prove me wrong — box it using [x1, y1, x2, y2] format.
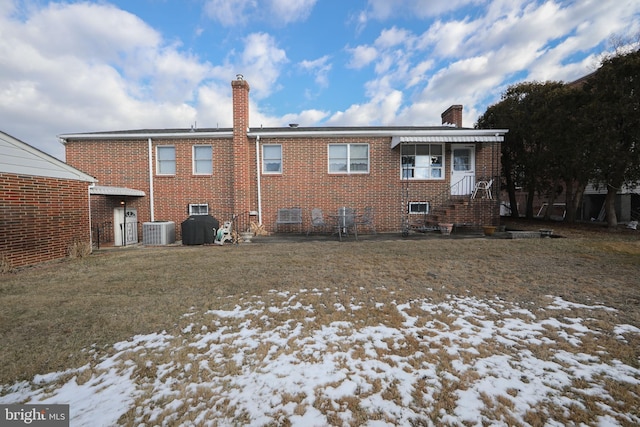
[188, 203, 209, 215]
[193, 145, 213, 175]
[156, 146, 176, 175]
[262, 144, 282, 174]
[401, 144, 443, 179]
[328, 143, 369, 174]
[408, 201, 430, 215]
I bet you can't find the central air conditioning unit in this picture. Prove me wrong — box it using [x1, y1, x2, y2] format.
[143, 221, 175, 245]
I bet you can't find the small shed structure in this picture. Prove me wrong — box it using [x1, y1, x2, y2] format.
[0, 131, 96, 269]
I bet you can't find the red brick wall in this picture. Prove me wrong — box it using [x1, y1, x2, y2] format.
[0, 173, 90, 268]
[259, 136, 453, 232]
[66, 138, 235, 240]
[65, 136, 501, 237]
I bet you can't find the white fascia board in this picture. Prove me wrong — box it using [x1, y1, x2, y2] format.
[248, 128, 507, 144]
[58, 131, 234, 143]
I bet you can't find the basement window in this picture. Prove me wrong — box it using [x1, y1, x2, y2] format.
[188, 204, 209, 215]
[408, 201, 429, 215]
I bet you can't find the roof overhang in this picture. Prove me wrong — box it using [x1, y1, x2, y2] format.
[58, 127, 507, 148]
[90, 185, 145, 197]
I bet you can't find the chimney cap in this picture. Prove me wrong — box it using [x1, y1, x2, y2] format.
[236, 74, 244, 80]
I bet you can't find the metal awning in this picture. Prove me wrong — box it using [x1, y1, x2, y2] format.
[391, 134, 504, 149]
[90, 185, 145, 197]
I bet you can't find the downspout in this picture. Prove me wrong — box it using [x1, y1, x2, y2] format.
[88, 183, 94, 251]
[148, 138, 155, 221]
[255, 135, 263, 224]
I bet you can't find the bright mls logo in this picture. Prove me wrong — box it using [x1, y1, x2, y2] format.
[1, 404, 69, 426]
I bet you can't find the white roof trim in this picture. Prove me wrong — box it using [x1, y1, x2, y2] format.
[59, 131, 233, 142]
[90, 185, 145, 197]
[0, 131, 96, 182]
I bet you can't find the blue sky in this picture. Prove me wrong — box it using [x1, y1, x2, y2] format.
[1, 0, 639, 160]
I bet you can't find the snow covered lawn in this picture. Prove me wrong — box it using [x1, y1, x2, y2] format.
[2, 286, 639, 426]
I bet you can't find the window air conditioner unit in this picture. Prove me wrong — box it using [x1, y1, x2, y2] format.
[143, 221, 175, 245]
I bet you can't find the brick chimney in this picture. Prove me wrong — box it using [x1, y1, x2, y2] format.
[441, 105, 463, 127]
[231, 75, 251, 216]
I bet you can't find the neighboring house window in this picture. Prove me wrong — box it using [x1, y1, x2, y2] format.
[408, 201, 430, 215]
[189, 204, 209, 215]
[401, 144, 443, 179]
[262, 144, 282, 174]
[328, 143, 369, 173]
[157, 146, 176, 175]
[193, 145, 213, 175]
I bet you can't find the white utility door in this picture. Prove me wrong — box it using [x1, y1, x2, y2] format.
[450, 144, 475, 196]
[114, 208, 138, 246]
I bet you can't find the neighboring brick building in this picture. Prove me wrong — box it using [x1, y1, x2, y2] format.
[60, 76, 507, 243]
[0, 131, 96, 268]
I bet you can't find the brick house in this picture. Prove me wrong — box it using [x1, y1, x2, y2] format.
[0, 131, 95, 268]
[60, 77, 507, 243]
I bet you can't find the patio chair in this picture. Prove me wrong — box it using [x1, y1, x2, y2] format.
[336, 207, 358, 241]
[214, 220, 233, 245]
[356, 206, 376, 234]
[307, 208, 329, 235]
[471, 179, 493, 199]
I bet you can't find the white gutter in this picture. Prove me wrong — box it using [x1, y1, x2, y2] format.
[248, 128, 508, 139]
[255, 135, 263, 225]
[88, 183, 94, 252]
[148, 138, 155, 221]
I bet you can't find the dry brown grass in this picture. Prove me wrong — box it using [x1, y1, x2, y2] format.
[0, 253, 13, 274]
[0, 220, 638, 425]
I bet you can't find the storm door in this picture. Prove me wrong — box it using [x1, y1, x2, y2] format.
[450, 144, 475, 196]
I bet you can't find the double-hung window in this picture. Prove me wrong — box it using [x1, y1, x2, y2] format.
[262, 144, 282, 174]
[193, 145, 213, 175]
[401, 144, 443, 179]
[328, 143, 369, 174]
[156, 146, 176, 175]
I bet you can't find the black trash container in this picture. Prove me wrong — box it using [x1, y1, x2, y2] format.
[181, 215, 219, 245]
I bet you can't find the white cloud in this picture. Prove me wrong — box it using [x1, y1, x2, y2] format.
[237, 33, 288, 98]
[374, 26, 412, 49]
[299, 55, 332, 87]
[362, 0, 481, 22]
[204, 0, 317, 27]
[279, 109, 330, 127]
[341, 0, 640, 129]
[269, 0, 317, 25]
[346, 45, 378, 69]
[0, 2, 207, 158]
[204, 0, 256, 27]
[327, 80, 403, 126]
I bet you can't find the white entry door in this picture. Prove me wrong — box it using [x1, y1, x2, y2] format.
[114, 207, 138, 246]
[451, 144, 475, 196]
